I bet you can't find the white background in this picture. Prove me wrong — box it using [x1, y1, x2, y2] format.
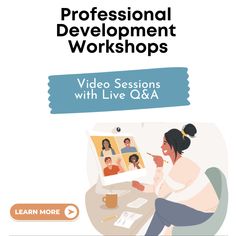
[0, 0, 235, 235]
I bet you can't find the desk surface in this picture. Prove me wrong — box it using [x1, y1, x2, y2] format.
[86, 182, 156, 235]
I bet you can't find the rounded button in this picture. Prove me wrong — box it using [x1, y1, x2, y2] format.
[10, 204, 79, 221]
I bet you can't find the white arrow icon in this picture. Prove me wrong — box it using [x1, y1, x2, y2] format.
[64, 205, 78, 219]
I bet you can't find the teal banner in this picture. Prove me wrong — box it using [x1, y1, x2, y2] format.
[48, 67, 189, 114]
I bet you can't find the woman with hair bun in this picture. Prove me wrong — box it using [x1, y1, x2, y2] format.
[132, 124, 219, 236]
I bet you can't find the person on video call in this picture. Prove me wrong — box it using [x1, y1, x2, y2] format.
[100, 138, 116, 157]
[121, 137, 137, 153]
[128, 154, 143, 170]
[132, 124, 219, 236]
[103, 157, 124, 176]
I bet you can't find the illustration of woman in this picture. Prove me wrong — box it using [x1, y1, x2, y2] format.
[100, 138, 116, 157]
[132, 124, 219, 236]
[128, 154, 143, 170]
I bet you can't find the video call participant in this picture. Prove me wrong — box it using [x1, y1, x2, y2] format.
[128, 154, 143, 170]
[101, 138, 116, 157]
[103, 157, 124, 176]
[121, 138, 137, 153]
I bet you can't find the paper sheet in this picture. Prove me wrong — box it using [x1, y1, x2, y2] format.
[114, 211, 142, 229]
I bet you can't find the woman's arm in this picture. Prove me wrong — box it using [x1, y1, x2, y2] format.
[132, 167, 164, 193]
[132, 156, 165, 193]
[156, 158, 200, 198]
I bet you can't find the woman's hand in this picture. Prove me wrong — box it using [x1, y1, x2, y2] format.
[132, 181, 145, 191]
[147, 153, 164, 167]
[153, 155, 164, 167]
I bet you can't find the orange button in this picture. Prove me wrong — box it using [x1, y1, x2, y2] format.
[10, 204, 79, 221]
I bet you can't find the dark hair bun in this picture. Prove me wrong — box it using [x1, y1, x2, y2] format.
[183, 123, 197, 137]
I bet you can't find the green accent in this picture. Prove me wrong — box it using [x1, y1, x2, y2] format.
[173, 167, 228, 236]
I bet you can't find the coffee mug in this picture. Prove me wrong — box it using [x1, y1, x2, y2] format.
[102, 193, 118, 208]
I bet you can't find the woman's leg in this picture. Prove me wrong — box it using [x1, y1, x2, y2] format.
[145, 198, 213, 236]
[145, 211, 166, 236]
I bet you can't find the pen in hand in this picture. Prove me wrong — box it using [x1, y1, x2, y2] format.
[146, 152, 168, 164]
